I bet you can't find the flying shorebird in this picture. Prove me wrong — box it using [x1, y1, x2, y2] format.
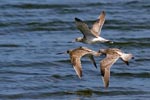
[98, 48, 134, 88]
[74, 11, 113, 44]
[57, 47, 101, 79]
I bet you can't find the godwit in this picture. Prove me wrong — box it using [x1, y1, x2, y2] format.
[74, 11, 113, 44]
[98, 48, 134, 88]
[57, 47, 101, 79]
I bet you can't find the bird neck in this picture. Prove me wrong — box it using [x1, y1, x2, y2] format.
[76, 37, 84, 42]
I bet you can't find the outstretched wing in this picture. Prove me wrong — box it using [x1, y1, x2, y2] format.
[100, 54, 119, 88]
[88, 55, 97, 68]
[91, 11, 106, 36]
[75, 17, 97, 39]
[71, 56, 82, 79]
[101, 67, 110, 88]
[70, 47, 90, 79]
[70, 47, 98, 79]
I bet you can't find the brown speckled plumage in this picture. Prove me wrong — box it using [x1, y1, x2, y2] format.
[99, 48, 133, 88]
[67, 47, 101, 79]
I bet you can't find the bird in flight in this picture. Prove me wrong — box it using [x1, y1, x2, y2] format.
[98, 48, 134, 88]
[74, 11, 113, 44]
[57, 47, 101, 79]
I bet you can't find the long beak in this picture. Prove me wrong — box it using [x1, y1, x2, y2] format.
[67, 40, 75, 43]
[56, 51, 67, 55]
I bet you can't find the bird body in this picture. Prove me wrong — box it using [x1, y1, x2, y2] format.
[74, 11, 113, 44]
[57, 10, 134, 89]
[99, 48, 133, 88]
[67, 47, 101, 79]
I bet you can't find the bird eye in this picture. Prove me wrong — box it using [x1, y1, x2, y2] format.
[67, 50, 69, 53]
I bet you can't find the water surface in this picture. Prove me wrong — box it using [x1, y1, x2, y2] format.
[0, 0, 150, 100]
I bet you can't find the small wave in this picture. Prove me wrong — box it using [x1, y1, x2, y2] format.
[0, 70, 42, 76]
[1, 3, 70, 9]
[26, 20, 74, 32]
[0, 89, 148, 100]
[30, 89, 149, 97]
[142, 5, 150, 8]
[125, 1, 139, 5]
[84, 2, 104, 7]
[112, 72, 150, 78]
[51, 74, 75, 80]
[105, 25, 150, 31]
[55, 59, 71, 63]
[135, 58, 150, 62]
[1, 61, 57, 67]
[0, 44, 22, 48]
[112, 41, 150, 48]
[71, 89, 148, 96]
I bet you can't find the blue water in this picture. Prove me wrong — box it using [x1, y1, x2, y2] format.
[0, 0, 150, 100]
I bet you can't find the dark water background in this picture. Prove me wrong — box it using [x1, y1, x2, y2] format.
[0, 0, 150, 99]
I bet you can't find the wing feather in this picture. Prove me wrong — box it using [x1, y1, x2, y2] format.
[71, 57, 82, 79]
[75, 18, 97, 39]
[100, 54, 119, 88]
[91, 11, 106, 36]
[70, 47, 98, 79]
[88, 55, 97, 68]
[102, 67, 110, 88]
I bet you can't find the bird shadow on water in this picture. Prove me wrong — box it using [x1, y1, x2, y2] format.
[45, 87, 148, 99]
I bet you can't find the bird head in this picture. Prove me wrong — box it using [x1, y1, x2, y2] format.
[56, 50, 72, 55]
[98, 49, 106, 54]
[75, 37, 83, 42]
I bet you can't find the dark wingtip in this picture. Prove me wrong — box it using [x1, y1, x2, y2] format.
[75, 17, 82, 22]
[79, 70, 82, 79]
[101, 71, 104, 77]
[94, 62, 97, 69]
[105, 83, 109, 88]
[125, 61, 129, 66]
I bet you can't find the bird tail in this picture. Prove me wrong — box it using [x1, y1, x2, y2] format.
[121, 53, 133, 65]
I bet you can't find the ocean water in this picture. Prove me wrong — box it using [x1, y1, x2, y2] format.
[0, 0, 150, 100]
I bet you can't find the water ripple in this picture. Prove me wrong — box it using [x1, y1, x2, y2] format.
[0, 44, 22, 48]
[0, 0, 149, 99]
[1, 89, 149, 99]
[112, 72, 150, 78]
[1, 3, 71, 9]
